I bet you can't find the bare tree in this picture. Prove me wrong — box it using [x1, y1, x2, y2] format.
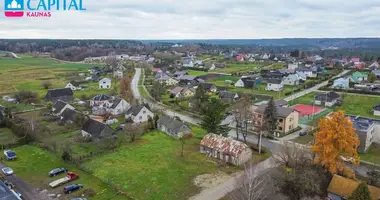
[228, 163, 273, 200]
[231, 94, 252, 143]
[42, 80, 52, 89]
[273, 142, 312, 168]
[123, 122, 145, 142]
[178, 132, 193, 157]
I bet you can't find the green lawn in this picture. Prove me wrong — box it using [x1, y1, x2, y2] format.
[0, 128, 15, 145]
[229, 84, 300, 99]
[214, 63, 258, 74]
[3, 145, 126, 200]
[81, 131, 239, 200]
[292, 134, 315, 145]
[208, 76, 239, 86]
[188, 70, 210, 76]
[360, 145, 380, 165]
[288, 92, 322, 106]
[0, 99, 39, 112]
[337, 94, 380, 119]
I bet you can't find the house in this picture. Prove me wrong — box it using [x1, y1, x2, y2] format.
[296, 72, 307, 81]
[287, 63, 298, 70]
[252, 104, 299, 137]
[295, 68, 317, 78]
[328, 174, 380, 200]
[314, 92, 340, 107]
[125, 104, 154, 123]
[169, 87, 195, 98]
[81, 118, 114, 138]
[373, 104, 380, 116]
[90, 94, 111, 106]
[372, 70, 380, 79]
[199, 83, 217, 93]
[369, 61, 380, 69]
[151, 68, 163, 74]
[265, 79, 284, 91]
[156, 115, 192, 137]
[113, 69, 124, 78]
[45, 88, 74, 103]
[219, 91, 239, 102]
[170, 87, 185, 98]
[200, 133, 252, 166]
[236, 55, 245, 61]
[350, 71, 368, 83]
[173, 71, 188, 79]
[65, 81, 81, 91]
[215, 63, 226, 68]
[52, 100, 75, 116]
[60, 108, 78, 124]
[355, 62, 366, 69]
[205, 63, 216, 70]
[283, 74, 300, 85]
[347, 115, 380, 153]
[262, 54, 270, 60]
[155, 72, 179, 86]
[88, 66, 101, 75]
[179, 75, 199, 85]
[350, 57, 360, 63]
[332, 78, 350, 89]
[260, 70, 284, 80]
[99, 78, 111, 89]
[194, 60, 203, 67]
[275, 99, 288, 107]
[85, 74, 100, 82]
[234, 77, 257, 89]
[183, 58, 194, 67]
[106, 98, 131, 116]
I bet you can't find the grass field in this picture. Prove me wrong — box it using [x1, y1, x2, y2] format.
[81, 131, 239, 200]
[288, 92, 321, 106]
[0, 128, 15, 145]
[337, 94, 380, 119]
[188, 70, 210, 76]
[215, 63, 258, 74]
[0, 56, 94, 95]
[3, 145, 126, 200]
[360, 145, 380, 165]
[229, 84, 300, 99]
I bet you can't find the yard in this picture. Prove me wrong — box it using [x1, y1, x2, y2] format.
[3, 145, 126, 200]
[337, 94, 380, 119]
[81, 130, 240, 200]
[360, 145, 380, 165]
[0, 128, 15, 146]
[288, 92, 321, 106]
[229, 84, 301, 99]
[214, 63, 259, 74]
[188, 70, 210, 76]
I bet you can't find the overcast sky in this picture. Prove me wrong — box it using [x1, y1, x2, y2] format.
[1, 0, 380, 39]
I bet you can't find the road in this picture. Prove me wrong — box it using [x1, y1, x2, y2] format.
[284, 70, 350, 102]
[0, 162, 43, 200]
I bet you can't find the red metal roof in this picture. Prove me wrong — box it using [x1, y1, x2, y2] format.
[200, 133, 250, 157]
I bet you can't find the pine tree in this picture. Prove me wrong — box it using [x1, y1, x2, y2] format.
[348, 182, 371, 200]
[200, 98, 230, 136]
[263, 98, 277, 137]
[191, 84, 209, 112]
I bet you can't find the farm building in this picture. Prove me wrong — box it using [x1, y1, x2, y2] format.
[200, 133, 252, 166]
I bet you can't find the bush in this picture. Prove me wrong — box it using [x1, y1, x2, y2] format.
[15, 90, 38, 103]
[42, 81, 52, 89]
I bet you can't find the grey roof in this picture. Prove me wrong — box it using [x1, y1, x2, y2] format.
[183, 58, 193, 65]
[82, 118, 113, 138]
[45, 88, 73, 98]
[267, 79, 283, 84]
[69, 81, 80, 87]
[126, 104, 151, 116]
[109, 98, 122, 109]
[61, 108, 78, 122]
[174, 71, 188, 76]
[157, 115, 191, 133]
[373, 104, 380, 111]
[170, 87, 184, 95]
[256, 104, 295, 118]
[315, 92, 340, 102]
[372, 70, 380, 76]
[275, 99, 288, 107]
[52, 100, 67, 114]
[201, 83, 216, 90]
[180, 75, 197, 81]
[155, 72, 171, 80]
[0, 180, 20, 200]
[216, 86, 228, 91]
[219, 91, 238, 99]
[92, 94, 110, 101]
[240, 77, 257, 88]
[296, 68, 315, 72]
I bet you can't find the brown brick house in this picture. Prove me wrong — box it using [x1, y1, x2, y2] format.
[252, 104, 299, 137]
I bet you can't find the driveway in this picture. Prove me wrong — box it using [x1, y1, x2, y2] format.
[0, 162, 44, 200]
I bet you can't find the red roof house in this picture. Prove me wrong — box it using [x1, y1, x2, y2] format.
[351, 57, 360, 63]
[236, 55, 245, 61]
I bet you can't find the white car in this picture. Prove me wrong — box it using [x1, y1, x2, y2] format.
[2, 167, 14, 176]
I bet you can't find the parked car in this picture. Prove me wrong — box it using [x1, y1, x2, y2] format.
[4, 150, 16, 160]
[48, 168, 68, 177]
[1, 167, 14, 176]
[299, 131, 307, 136]
[64, 184, 83, 194]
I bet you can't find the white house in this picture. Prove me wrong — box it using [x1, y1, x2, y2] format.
[283, 74, 299, 85]
[262, 54, 270, 60]
[65, 82, 81, 91]
[106, 98, 131, 116]
[265, 79, 284, 91]
[125, 104, 154, 123]
[99, 78, 111, 89]
[288, 63, 298, 70]
[113, 69, 124, 78]
[52, 100, 75, 116]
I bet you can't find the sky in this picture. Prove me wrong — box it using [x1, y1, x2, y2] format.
[1, 0, 380, 39]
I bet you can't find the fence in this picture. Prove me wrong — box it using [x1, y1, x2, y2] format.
[298, 108, 331, 125]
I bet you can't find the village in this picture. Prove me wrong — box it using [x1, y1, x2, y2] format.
[1, 48, 380, 200]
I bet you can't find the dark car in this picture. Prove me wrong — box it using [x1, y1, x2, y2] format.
[299, 131, 307, 136]
[48, 168, 68, 177]
[64, 184, 83, 194]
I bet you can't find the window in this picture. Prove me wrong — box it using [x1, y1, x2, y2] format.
[278, 119, 283, 123]
[278, 126, 283, 130]
[289, 125, 292, 130]
[143, 110, 146, 114]
[258, 114, 262, 118]
[139, 116, 142, 120]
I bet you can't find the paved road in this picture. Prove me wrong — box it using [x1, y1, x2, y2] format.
[0, 162, 43, 200]
[284, 70, 350, 102]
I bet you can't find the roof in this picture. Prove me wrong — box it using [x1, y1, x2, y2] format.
[92, 94, 110, 101]
[61, 108, 78, 121]
[174, 70, 188, 76]
[372, 70, 380, 75]
[200, 133, 251, 157]
[351, 71, 368, 78]
[69, 81, 80, 87]
[240, 77, 257, 88]
[219, 91, 238, 99]
[45, 88, 73, 98]
[126, 104, 150, 116]
[201, 83, 215, 90]
[315, 92, 340, 102]
[351, 57, 360, 62]
[170, 86, 184, 95]
[373, 104, 380, 111]
[327, 175, 380, 200]
[157, 115, 191, 133]
[82, 118, 113, 137]
[183, 58, 193, 65]
[109, 98, 122, 109]
[275, 99, 288, 107]
[155, 72, 171, 80]
[180, 75, 197, 81]
[52, 100, 67, 114]
[0, 180, 20, 200]
[255, 104, 295, 118]
[99, 78, 111, 82]
[267, 78, 283, 84]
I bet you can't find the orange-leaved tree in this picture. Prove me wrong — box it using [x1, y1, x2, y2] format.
[312, 110, 360, 176]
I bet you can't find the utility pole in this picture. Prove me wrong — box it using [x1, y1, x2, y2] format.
[258, 130, 263, 154]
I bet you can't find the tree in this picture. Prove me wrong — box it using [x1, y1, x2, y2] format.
[42, 81, 52, 89]
[200, 98, 230, 136]
[46, 102, 53, 113]
[150, 81, 166, 101]
[123, 122, 145, 142]
[178, 132, 193, 157]
[153, 114, 159, 128]
[61, 151, 71, 161]
[191, 84, 209, 112]
[231, 94, 252, 142]
[312, 111, 360, 176]
[119, 76, 135, 104]
[368, 73, 376, 83]
[147, 116, 154, 130]
[348, 182, 371, 200]
[263, 98, 277, 137]
[74, 113, 87, 128]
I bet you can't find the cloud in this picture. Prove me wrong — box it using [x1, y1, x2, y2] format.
[1, 0, 380, 39]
